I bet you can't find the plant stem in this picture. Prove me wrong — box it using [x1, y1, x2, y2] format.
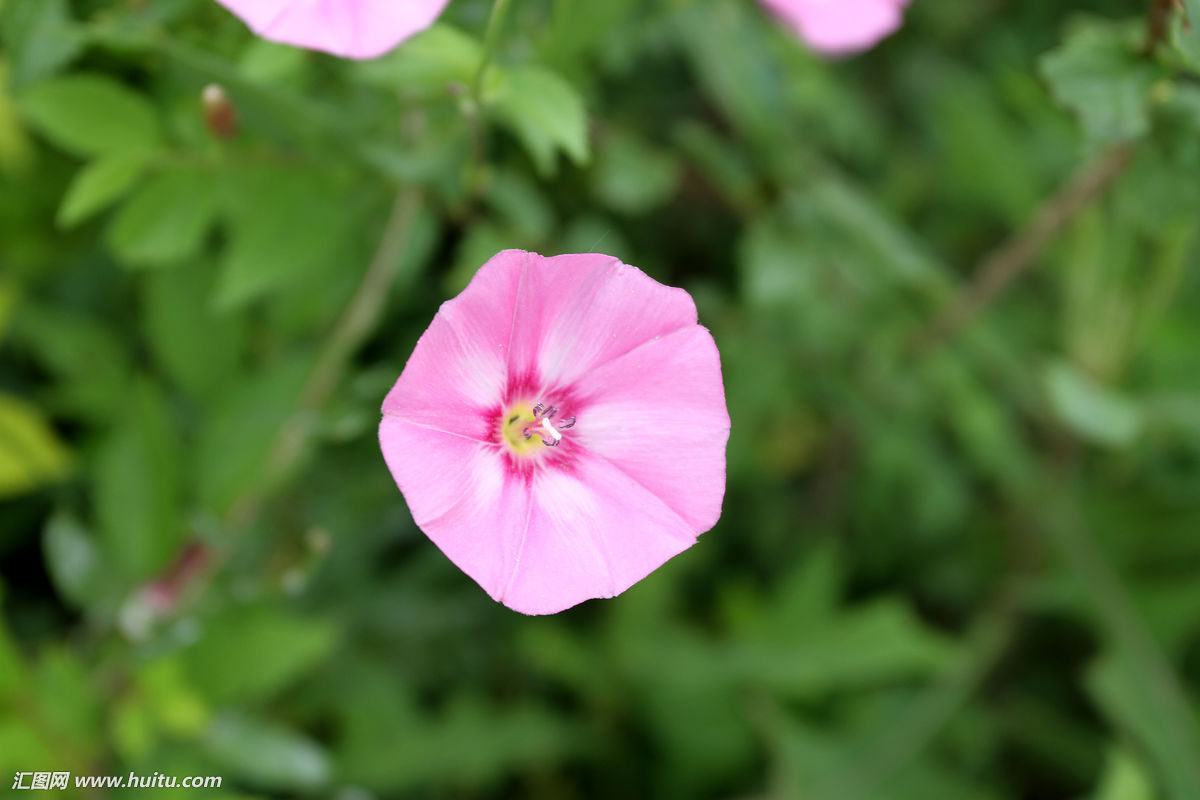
[227, 188, 424, 530]
[913, 143, 1134, 353]
[471, 0, 513, 103]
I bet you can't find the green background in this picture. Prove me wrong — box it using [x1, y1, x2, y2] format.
[2, 0, 1199, 797]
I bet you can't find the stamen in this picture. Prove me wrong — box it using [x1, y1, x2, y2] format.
[528, 402, 574, 447]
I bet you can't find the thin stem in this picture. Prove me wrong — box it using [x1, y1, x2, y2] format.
[913, 143, 1134, 354]
[227, 188, 424, 529]
[471, 0, 513, 103]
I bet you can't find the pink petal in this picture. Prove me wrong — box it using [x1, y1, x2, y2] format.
[379, 417, 527, 598]
[506, 252, 700, 389]
[761, 0, 909, 55]
[381, 250, 524, 439]
[570, 326, 730, 533]
[380, 250, 731, 615]
[500, 456, 699, 615]
[214, 0, 451, 59]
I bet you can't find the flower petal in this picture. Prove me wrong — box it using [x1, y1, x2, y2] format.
[214, 0, 451, 60]
[499, 456, 698, 615]
[382, 249, 524, 439]
[570, 325, 729, 533]
[761, 0, 909, 55]
[379, 417, 526, 599]
[507, 253, 700, 389]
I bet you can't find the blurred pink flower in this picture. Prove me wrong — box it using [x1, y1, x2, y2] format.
[379, 250, 730, 615]
[761, 0, 910, 55]
[214, 0, 450, 59]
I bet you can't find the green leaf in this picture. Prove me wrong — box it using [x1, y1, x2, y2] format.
[9, 304, 132, 421]
[1087, 650, 1200, 800]
[204, 712, 330, 792]
[676, 0, 788, 147]
[18, 73, 163, 157]
[137, 657, 210, 738]
[195, 355, 309, 515]
[355, 24, 482, 96]
[144, 259, 245, 399]
[41, 513, 107, 609]
[767, 715, 1005, 800]
[0, 0, 84, 87]
[717, 550, 954, 697]
[0, 588, 30, 702]
[56, 150, 151, 228]
[591, 127, 683, 214]
[336, 662, 577, 792]
[107, 166, 220, 268]
[488, 65, 589, 176]
[1174, 0, 1200, 67]
[738, 218, 815, 309]
[184, 603, 336, 703]
[93, 378, 183, 580]
[0, 391, 72, 498]
[33, 647, 102, 744]
[1090, 747, 1157, 800]
[0, 62, 35, 175]
[215, 166, 356, 307]
[1040, 20, 1160, 145]
[1045, 360, 1145, 447]
[730, 598, 955, 697]
[0, 279, 14, 345]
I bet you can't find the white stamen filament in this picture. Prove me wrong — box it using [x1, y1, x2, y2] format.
[536, 416, 563, 444]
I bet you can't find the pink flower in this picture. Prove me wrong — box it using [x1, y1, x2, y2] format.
[213, 0, 451, 60]
[761, 0, 910, 55]
[379, 251, 730, 615]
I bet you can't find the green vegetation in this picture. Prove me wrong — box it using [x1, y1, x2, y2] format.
[2, 0, 1199, 797]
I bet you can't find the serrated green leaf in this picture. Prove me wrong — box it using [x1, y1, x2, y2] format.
[57, 150, 151, 228]
[19, 73, 162, 157]
[0, 392, 72, 498]
[1040, 20, 1160, 145]
[489, 65, 589, 176]
[93, 378, 183, 580]
[107, 166, 219, 268]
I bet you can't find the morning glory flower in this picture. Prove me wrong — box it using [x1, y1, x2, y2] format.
[379, 250, 730, 615]
[761, 0, 910, 55]
[213, 0, 451, 60]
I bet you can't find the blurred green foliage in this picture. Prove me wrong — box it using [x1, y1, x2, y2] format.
[2, 0, 1200, 798]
